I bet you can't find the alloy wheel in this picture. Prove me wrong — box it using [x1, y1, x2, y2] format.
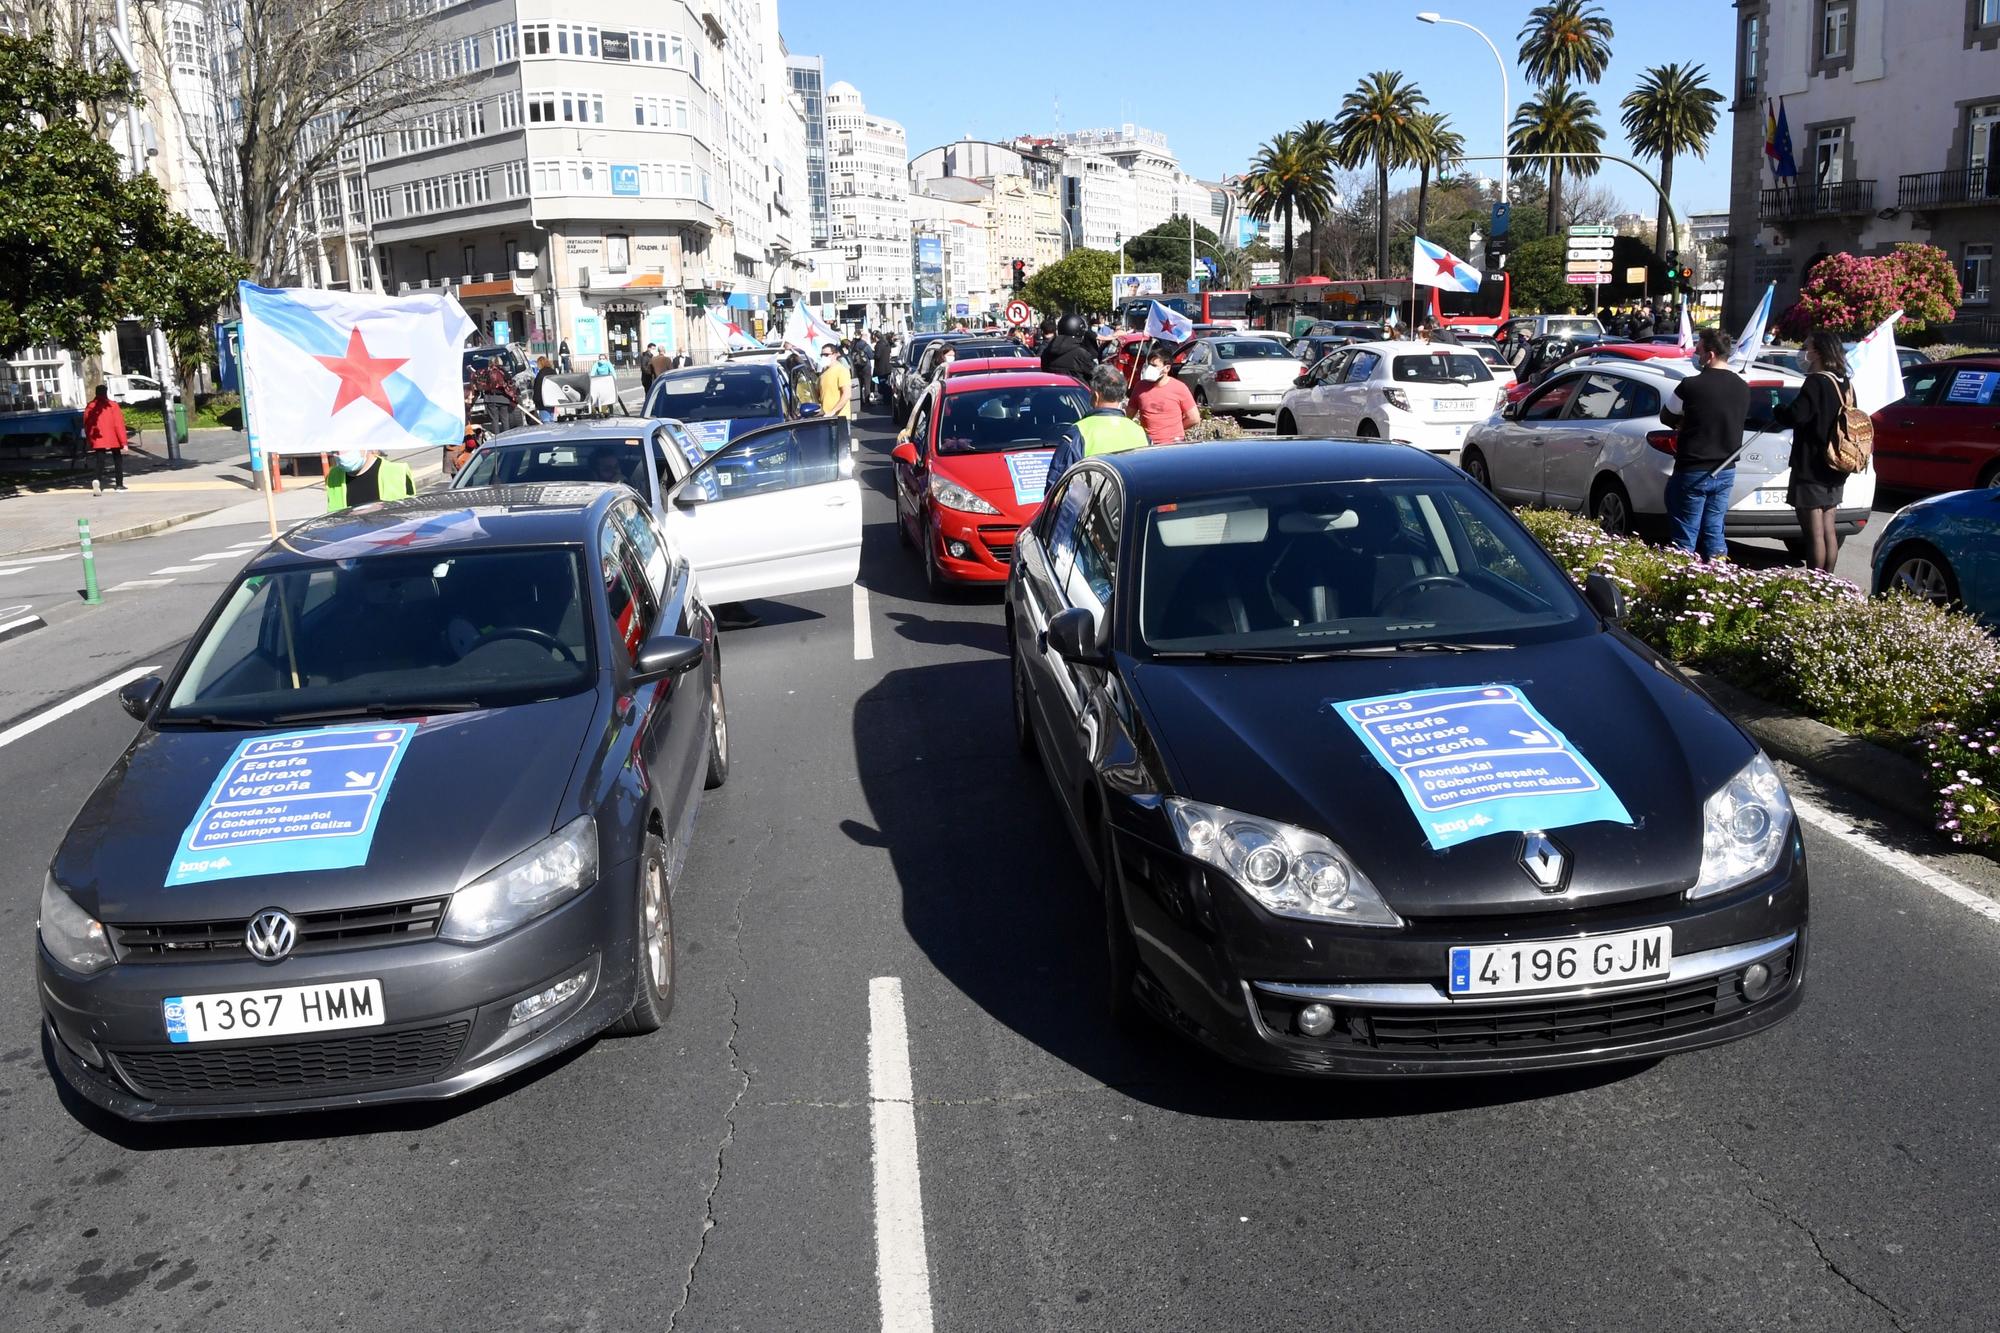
[640, 854, 672, 995]
[1890, 556, 1952, 604]
[1594, 488, 1633, 536]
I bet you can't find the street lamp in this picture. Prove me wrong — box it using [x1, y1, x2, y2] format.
[1416, 13, 1509, 204]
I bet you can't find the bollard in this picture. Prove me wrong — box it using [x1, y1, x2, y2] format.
[78, 517, 101, 606]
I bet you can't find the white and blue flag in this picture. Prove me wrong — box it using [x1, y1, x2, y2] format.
[1848, 310, 1906, 414]
[1144, 299, 1194, 344]
[1411, 236, 1483, 293]
[238, 283, 472, 457]
[1728, 282, 1776, 372]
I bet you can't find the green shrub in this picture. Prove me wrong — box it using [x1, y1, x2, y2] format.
[1759, 594, 2000, 736]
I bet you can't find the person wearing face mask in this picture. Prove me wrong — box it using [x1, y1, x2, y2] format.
[818, 341, 854, 422]
[1126, 346, 1199, 444]
[325, 449, 415, 512]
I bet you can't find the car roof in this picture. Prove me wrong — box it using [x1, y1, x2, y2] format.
[658, 360, 780, 382]
[256, 485, 625, 569]
[946, 357, 1039, 375]
[1334, 340, 1469, 355]
[1937, 355, 2000, 368]
[482, 420, 672, 447]
[1098, 439, 1461, 503]
[941, 371, 1084, 395]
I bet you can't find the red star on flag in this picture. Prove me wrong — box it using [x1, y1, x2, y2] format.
[1431, 251, 1464, 281]
[313, 328, 407, 417]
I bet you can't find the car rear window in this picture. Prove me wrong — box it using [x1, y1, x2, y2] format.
[647, 368, 781, 423]
[457, 440, 657, 498]
[1214, 340, 1293, 359]
[1391, 353, 1493, 384]
[1547, 318, 1604, 336]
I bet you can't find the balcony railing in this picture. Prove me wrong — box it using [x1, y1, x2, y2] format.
[1898, 166, 2000, 210]
[1758, 179, 1875, 222]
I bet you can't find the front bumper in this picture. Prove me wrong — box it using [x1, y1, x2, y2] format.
[927, 502, 1020, 584]
[39, 870, 640, 1121]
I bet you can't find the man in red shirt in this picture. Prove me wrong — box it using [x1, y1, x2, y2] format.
[1125, 347, 1199, 443]
[83, 384, 130, 493]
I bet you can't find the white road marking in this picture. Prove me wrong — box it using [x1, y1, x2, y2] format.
[4, 553, 76, 566]
[150, 564, 214, 575]
[106, 578, 174, 591]
[0, 663, 161, 752]
[1795, 799, 2000, 927]
[225, 539, 267, 550]
[195, 551, 250, 561]
[0, 613, 44, 640]
[868, 977, 935, 1333]
[0, 569, 26, 578]
[853, 583, 873, 661]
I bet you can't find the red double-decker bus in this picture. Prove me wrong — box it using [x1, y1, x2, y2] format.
[1119, 272, 1509, 336]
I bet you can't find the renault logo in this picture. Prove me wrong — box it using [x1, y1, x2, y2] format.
[1519, 832, 1569, 893]
[245, 909, 298, 962]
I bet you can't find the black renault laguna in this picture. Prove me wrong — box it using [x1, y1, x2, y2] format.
[1008, 441, 1806, 1076]
[38, 485, 727, 1119]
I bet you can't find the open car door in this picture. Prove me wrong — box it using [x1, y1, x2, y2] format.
[660, 416, 861, 604]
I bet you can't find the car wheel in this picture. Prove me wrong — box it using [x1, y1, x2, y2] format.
[608, 832, 675, 1035]
[1461, 447, 1492, 490]
[1193, 387, 1208, 410]
[703, 658, 729, 790]
[1356, 420, 1379, 438]
[1098, 815, 1144, 1032]
[1884, 543, 1960, 606]
[1276, 411, 1297, 434]
[1590, 479, 1636, 537]
[1980, 461, 2000, 490]
[922, 516, 950, 598]
[1010, 630, 1037, 759]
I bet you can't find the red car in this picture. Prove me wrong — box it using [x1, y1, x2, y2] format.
[942, 356, 1040, 380]
[891, 371, 1091, 590]
[1872, 357, 2000, 493]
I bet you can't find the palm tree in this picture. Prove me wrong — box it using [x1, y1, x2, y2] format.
[1294, 118, 1339, 276]
[1410, 112, 1466, 241]
[1510, 83, 1604, 234]
[1239, 130, 1336, 281]
[1620, 62, 1724, 256]
[1332, 71, 1429, 279]
[1517, 0, 1614, 88]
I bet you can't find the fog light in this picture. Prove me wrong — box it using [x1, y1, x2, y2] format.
[1739, 961, 1772, 1002]
[1297, 1003, 1335, 1037]
[946, 539, 971, 559]
[508, 970, 589, 1027]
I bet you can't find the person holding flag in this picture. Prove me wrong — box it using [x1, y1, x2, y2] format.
[1660, 328, 1749, 560]
[1772, 328, 1857, 571]
[1127, 345, 1199, 444]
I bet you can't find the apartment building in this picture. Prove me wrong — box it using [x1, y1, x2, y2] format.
[824, 80, 912, 327]
[1726, 0, 2000, 327]
[785, 53, 832, 246]
[907, 138, 1065, 292]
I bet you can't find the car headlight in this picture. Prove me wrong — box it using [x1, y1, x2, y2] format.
[40, 874, 114, 974]
[1690, 753, 1794, 900]
[1166, 799, 1401, 927]
[440, 815, 599, 944]
[1381, 387, 1411, 412]
[930, 473, 1001, 515]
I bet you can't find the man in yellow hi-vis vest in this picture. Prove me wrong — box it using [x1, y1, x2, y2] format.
[1044, 365, 1150, 500]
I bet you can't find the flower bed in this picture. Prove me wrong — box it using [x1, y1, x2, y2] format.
[1519, 509, 2000, 846]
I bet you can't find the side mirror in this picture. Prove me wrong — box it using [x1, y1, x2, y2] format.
[890, 441, 919, 466]
[1501, 399, 1523, 420]
[119, 674, 162, 721]
[1293, 374, 1311, 388]
[631, 633, 706, 684]
[1583, 572, 1627, 623]
[799, 402, 823, 418]
[1042, 606, 1109, 668]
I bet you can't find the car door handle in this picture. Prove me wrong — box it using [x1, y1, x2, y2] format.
[824, 494, 852, 506]
[1898, 420, 1916, 427]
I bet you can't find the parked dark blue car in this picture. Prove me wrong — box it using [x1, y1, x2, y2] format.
[1872, 487, 2000, 627]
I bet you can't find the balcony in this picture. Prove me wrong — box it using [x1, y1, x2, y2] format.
[1758, 179, 1876, 222]
[1898, 166, 2000, 210]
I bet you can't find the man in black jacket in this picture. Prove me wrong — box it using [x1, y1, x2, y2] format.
[1040, 313, 1100, 382]
[1659, 328, 1749, 559]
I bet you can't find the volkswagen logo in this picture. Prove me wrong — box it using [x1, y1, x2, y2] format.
[1518, 832, 1569, 893]
[244, 909, 298, 962]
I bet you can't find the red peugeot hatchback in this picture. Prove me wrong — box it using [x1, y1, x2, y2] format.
[891, 371, 1090, 591]
[1872, 357, 2000, 493]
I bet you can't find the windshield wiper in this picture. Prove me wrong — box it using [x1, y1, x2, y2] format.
[1153, 641, 1513, 662]
[1377, 640, 1513, 653]
[155, 713, 275, 730]
[272, 701, 481, 724]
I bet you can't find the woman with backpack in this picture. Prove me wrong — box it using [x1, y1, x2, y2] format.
[1775, 328, 1862, 573]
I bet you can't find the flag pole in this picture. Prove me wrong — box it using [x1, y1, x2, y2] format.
[235, 288, 281, 539]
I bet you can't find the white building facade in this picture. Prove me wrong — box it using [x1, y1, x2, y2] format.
[824, 80, 912, 327]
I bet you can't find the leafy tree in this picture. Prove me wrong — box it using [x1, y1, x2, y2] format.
[1517, 0, 1615, 88]
[1332, 71, 1429, 279]
[1510, 83, 1604, 234]
[1021, 248, 1118, 319]
[1506, 235, 1572, 313]
[0, 33, 243, 361]
[1620, 63, 1724, 256]
[1124, 215, 1224, 292]
[1409, 112, 1466, 242]
[1240, 130, 1337, 281]
[1295, 119, 1339, 275]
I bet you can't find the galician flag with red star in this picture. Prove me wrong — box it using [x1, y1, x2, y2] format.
[1411, 236, 1484, 293]
[238, 282, 473, 457]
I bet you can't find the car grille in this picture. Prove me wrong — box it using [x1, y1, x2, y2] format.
[978, 525, 1018, 565]
[110, 1022, 471, 1102]
[1259, 947, 1794, 1055]
[109, 898, 447, 963]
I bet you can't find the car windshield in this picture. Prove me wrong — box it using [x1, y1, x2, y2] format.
[1214, 340, 1292, 359]
[1547, 318, 1604, 336]
[648, 368, 780, 422]
[1392, 353, 1493, 384]
[456, 439, 660, 500]
[162, 548, 595, 723]
[1137, 481, 1587, 654]
[937, 384, 1089, 454]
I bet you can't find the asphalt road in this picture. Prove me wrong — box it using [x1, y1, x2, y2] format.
[2, 413, 1997, 1332]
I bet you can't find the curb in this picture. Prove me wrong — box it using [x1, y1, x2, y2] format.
[1, 505, 232, 559]
[1683, 666, 1935, 827]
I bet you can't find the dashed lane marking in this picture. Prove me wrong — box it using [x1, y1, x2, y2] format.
[105, 578, 175, 592]
[1796, 799, 2000, 927]
[149, 564, 215, 575]
[0, 663, 161, 752]
[853, 583, 873, 661]
[194, 551, 253, 561]
[869, 977, 935, 1333]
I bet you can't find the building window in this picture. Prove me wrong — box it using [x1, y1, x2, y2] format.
[1966, 244, 1993, 304]
[1813, 125, 1847, 185]
[520, 22, 549, 56]
[494, 24, 517, 61]
[1740, 15, 1761, 96]
[1972, 103, 2000, 177]
[1985, 0, 2000, 24]
[1821, 1, 1851, 59]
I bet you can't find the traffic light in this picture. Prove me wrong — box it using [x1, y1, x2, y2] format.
[1663, 251, 1682, 284]
[1010, 259, 1026, 292]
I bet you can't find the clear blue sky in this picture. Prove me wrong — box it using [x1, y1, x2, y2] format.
[780, 0, 1740, 217]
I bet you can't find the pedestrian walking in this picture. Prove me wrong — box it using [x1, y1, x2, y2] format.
[478, 361, 522, 432]
[589, 352, 618, 416]
[557, 338, 572, 373]
[1044, 366, 1151, 499]
[668, 348, 691, 370]
[325, 449, 415, 513]
[639, 344, 659, 395]
[1659, 328, 1749, 560]
[1774, 328, 1862, 572]
[1126, 347, 1199, 443]
[532, 356, 560, 424]
[82, 384, 129, 494]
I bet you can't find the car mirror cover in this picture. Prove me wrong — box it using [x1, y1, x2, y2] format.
[1583, 572, 1627, 623]
[890, 441, 919, 466]
[1043, 606, 1109, 668]
[119, 674, 162, 721]
[632, 634, 706, 682]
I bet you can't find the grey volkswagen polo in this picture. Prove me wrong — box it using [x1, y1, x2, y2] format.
[37, 486, 728, 1120]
